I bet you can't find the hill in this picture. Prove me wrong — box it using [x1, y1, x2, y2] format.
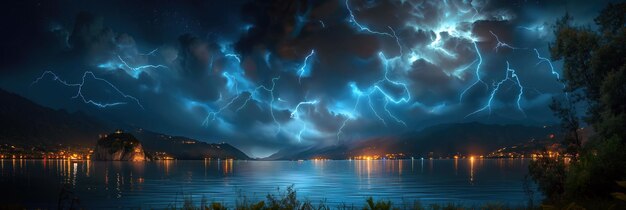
[0, 89, 109, 147]
[0, 89, 250, 159]
[268, 122, 557, 160]
[394, 122, 557, 156]
[129, 128, 250, 160]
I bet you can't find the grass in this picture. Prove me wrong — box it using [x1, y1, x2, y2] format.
[156, 185, 529, 210]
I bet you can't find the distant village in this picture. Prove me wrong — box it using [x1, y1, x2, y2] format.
[1, 129, 568, 161]
[1, 130, 197, 160]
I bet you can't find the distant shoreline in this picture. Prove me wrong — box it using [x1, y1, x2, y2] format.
[0, 157, 540, 161]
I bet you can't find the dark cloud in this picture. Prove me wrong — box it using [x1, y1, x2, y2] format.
[0, 0, 618, 157]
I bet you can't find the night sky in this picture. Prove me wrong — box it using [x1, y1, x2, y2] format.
[0, 0, 617, 157]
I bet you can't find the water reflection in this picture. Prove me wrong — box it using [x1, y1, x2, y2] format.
[0, 159, 539, 208]
[72, 162, 77, 187]
[469, 157, 475, 184]
[159, 159, 172, 175]
[454, 158, 458, 175]
[224, 159, 233, 174]
[86, 160, 91, 177]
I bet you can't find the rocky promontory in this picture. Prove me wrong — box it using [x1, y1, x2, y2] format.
[93, 130, 146, 161]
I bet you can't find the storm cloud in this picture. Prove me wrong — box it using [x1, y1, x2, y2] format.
[0, 0, 618, 157]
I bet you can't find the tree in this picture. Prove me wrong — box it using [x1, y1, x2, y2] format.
[531, 2, 626, 206]
[549, 97, 581, 159]
[528, 156, 566, 201]
[549, 3, 626, 139]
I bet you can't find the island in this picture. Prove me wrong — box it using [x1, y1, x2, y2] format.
[93, 129, 146, 161]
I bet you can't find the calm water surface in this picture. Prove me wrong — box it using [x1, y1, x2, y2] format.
[0, 159, 540, 208]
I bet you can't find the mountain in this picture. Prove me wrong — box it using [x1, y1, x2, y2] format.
[394, 122, 557, 156]
[268, 122, 557, 160]
[0, 89, 250, 159]
[128, 128, 250, 160]
[0, 88, 110, 147]
[264, 144, 349, 160]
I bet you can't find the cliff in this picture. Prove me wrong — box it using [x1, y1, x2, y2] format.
[93, 131, 146, 161]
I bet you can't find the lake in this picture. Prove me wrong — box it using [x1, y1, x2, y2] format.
[0, 159, 540, 208]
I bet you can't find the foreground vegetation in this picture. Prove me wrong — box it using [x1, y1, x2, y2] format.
[160, 186, 527, 210]
[528, 2, 626, 210]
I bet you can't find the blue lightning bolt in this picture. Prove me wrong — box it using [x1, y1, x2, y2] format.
[384, 99, 407, 126]
[200, 42, 288, 134]
[517, 25, 545, 32]
[368, 95, 387, 126]
[337, 52, 412, 138]
[533, 48, 560, 80]
[345, 0, 403, 60]
[339, 1, 562, 125]
[345, 0, 393, 37]
[333, 1, 565, 124]
[388, 26, 403, 57]
[235, 77, 279, 113]
[375, 55, 411, 104]
[374, 52, 410, 126]
[452, 59, 478, 79]
[459, 41, 488, 101]
[490, 32, 561, 84]
[337, 83, 363, 139]
[489, 32, 560, 84]
[290, 100, 318, 119]
[489, 31, 524, 52]
[98, 55, 168, 79]
[296, 50, 316, 83]
[465, 61, 525, 118]
[345, 0, 405, 66]
[202, 94, 239, 126]
[428, 30, 459, 58]
[262, 77, 281, 134]
[225, 54, 241, 63]
[32, 71, 143, 109]
[203, 72, 281, 130]
[139, 48, 159, 56]
[459, 33, 566, 118]
[117, 55, 168, 71]
[290, 100, 318, 142]
[202, 72, 243, 126]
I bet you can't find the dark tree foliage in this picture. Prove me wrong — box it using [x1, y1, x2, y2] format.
[529, 157, 566, 201]
[530, 2, 626, 206]
[549, 98, 581, 158]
